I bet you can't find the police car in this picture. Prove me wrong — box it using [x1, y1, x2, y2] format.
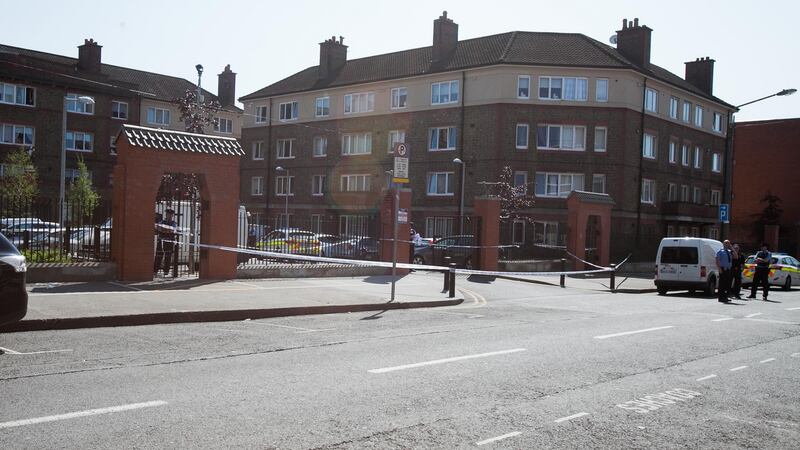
[741, 253, 799, 290]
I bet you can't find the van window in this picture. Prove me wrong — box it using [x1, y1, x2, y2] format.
[660, 246, 698, 264]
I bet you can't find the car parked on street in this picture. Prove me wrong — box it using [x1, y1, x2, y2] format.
[323, 237, 379, 260]
[0, 231, 28, 327]
[256, 229, 320, 256]
[654, 237, 723, 296]
[412, 235, 477, 268]
[741, 253, 799, 290]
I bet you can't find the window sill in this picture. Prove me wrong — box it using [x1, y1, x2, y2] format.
[537, 147, 586, 152]
[426, 193, 455, 197]
[313, 154, 327, 158]
[66, 149, 94, 153]
[341, 153, 372, 156]
[276, 156, 295, 160]
[111, 117, 129, 121]
[428, 148, 456, 152]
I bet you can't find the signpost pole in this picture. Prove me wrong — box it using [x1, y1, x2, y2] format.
[390, 142, 410, 302]
[391, 185, 399, 302]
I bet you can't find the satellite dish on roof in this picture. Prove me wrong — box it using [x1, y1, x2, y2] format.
[609, 35, 618, 45]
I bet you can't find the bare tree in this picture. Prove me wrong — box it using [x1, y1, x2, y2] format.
[174, 89, 221, 134]
[492, 166, 535, 223]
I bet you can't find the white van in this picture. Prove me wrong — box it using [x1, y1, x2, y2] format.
[654, 237, 724, 296]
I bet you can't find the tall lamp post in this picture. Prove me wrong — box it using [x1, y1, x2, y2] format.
[60, 94, 95, 225]
[195, 64, 203, 108]
[275, 166, 290, 231]
[453, 158, 466, 235]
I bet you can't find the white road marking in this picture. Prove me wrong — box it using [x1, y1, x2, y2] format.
[745, 313, 763, 318]
[594, 326, 674, 340]
[791, 353, 800, 358]
[108, 281, 143, 291]
[368, 348, 526, 374]
[696, 374, 717, 381]
[712, 318, 734, 322]
[0, 401, 167, 429]
[245, 321, 320, 332]
[745, 318, 799, 325]
[0, 346, 21, 354]
[0, 346, 72, 355]
[786, 307, 800, 311]
[760, 358, 776, 364]
[554, 412, 589, 423]
[476, 431, 521, 446]
[730, 366, 748, 372]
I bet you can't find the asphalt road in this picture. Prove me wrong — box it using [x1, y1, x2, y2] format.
[1, 276, 799, 449]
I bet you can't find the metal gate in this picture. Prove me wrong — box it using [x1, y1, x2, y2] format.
[155, 173, 201, 278]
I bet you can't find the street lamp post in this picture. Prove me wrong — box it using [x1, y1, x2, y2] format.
[60, 94, 95, 225]
[195, 64, 203, 108]
[453, 158, 466, 235]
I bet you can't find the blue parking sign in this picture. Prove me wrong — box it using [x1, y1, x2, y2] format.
[719, 204, 729, 223]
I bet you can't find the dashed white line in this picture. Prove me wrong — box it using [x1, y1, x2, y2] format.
[730, 366, 748, 372]
[0, 401, 168, 429]
[554, 412, 589, 423]
[760, 358, 776, 364]
[0, 346, 72, 355]
[594, 326, 674, 340]
[368, 348, 526, 374]
[791, 353, 800, 358]
[244, 321, 321, 333]
[786, 307, 800, 311]
[476, 431, 521, 446]
[696, 374, 717, 381]
[745, 313, 763, 318]
[712, 318, 734, 322]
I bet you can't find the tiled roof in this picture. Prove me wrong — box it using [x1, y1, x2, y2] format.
[240, 31, 732, 107]
[567, 190, 616, 205]
[120, 124, 244, 156]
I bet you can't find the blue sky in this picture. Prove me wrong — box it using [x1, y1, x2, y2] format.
[5, 0, 798, 121]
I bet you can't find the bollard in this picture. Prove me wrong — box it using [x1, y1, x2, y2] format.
[443, 256, 452, 291]
[448, 262, 457, 298]
[609, 263, 616, 292]
[560, 258, 566, 288]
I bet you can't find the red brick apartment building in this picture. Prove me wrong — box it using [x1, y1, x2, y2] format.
[731, 118, 800, 255]
[239, 13, 735, 261]
[0, 39, 242, 202]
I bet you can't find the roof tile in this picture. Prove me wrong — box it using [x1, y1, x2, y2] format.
[120, 124, 243, 156]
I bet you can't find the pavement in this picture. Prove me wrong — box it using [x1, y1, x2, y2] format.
[1, 271, 657, 333]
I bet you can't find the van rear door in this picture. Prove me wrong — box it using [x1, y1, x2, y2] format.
[659, 242, 699, 281]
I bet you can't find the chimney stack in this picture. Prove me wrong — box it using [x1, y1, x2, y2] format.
[217, 64, 237, 107]
[684, 57, 715, 95]
[318, 36, 347, 80]
[432, 11, 458, 63]
[77, 39, 102, 73]
[614, 18, 652, 67]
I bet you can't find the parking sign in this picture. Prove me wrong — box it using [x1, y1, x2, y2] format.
[719, 203, 729, 223]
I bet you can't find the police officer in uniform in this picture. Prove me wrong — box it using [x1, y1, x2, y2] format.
[154, 208, 177, 277]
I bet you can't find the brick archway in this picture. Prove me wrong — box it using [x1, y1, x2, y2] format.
[111, 125, 243, 281]
[566, 191, 615, 270]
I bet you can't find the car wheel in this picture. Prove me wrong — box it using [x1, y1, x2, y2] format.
[412, 255, 425, 265]
[784, 276, 792, 291]
[657, 287, 667, 295]
[705, 276, 716, 297]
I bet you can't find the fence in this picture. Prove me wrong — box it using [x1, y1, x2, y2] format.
[412, 215, 482, 269]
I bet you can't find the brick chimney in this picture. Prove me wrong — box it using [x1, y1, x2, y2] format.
[684, 57, 715, 95]
[217, 64, 236, 107]
[615, 18, 652, 67]
[77, 38, 102, 73]
[432, 11, 458, 63]
[318, 36, 347, 80]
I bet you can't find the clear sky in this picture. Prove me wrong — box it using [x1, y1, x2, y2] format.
[4, 0, 798, 121]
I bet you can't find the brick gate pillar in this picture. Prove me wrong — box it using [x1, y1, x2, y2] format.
[380, 188, 411, 268]
[473, 196, 501, 271]
[566, 191, 615, 271]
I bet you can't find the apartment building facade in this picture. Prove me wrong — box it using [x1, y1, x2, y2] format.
[239, 13, 734, 260]
[0, 39, 242, 203]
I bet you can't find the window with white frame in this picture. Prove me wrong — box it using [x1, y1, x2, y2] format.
[65, 168, 92, 184]
[512, 220, 526, 245]
[596, 78, 609, 102]
[710, 189, 721, 206]
[275, 176, 294, 196]
[277, 139, 295, 159]
[644, 88, 658, 112]
[313, 136, 327, 157]
[252, 141, 264, 160]
[1, 123, 34, 146]
[682, 102, 691, 122]
[431, 80, 459, 104]
[693, 187, 702, 204]
[534, 173, 584, 198]
[536, 125, 586, 150]
[390, 87, 407, 109]
[513, 171, 528, 195]
[708, 227, 719, 240]
[539, 76, 588, 101]
[0, 82, 35, 106]
[669, 97, 679, 119]
[214, 117, 233, 133]
[641, 179, 655, 204]
[693, 146, 702, 169]
[312, 175, 326, 196]
[147, 107, 170, 125]
[516, 124, 529, 149]
[388, 130, 405, 153]
[592, 174, 606, 193]
[694, 105, 704, 127]
[427, 172, 454, 196]
[251, 176, 264, 196]
[256, 105, 269, 123]
[668, 141, 677, 163]
[517, 76, 530, 99]
[66, 131, 93, 151]
[66, 93, 94, 114]
[344, 92, 374, 114]
[310, 215, 322, 233]
[428, 126, 457, 151]
[642, 133, 657, 159]
[341, 133, 372, 155]
[681, 144, 690, 166]
[712, 153, 722, 172]
[339, 215, 371, 236]
[667, 183, 677, 201]
[111, 101, 128, 120]
[680, 185, 689, 202]
[340, 174, 370, 192]
[315, 97, 329, 117]
[594, 127, 607, 152]
[279, 101, 298, 120]
[713, 112, 723, 132]
[424, 217, 453, 238]
[534, 221, 560, 246]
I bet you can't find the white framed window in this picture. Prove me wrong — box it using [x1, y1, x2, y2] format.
[279, 101, 298, 121]
[66, 131, 93, 152]
[693, 146, 702, 169]
[431, 80, 459, 105]
[252, 141, 264, 160]
[694, 105, 704, 127]
[251, 176, 264, 196]
[516, 124, 529, 149]
[641, 179, 655, 204]
[147, 107, 170, 125]
[680, 185, 689, 202]
[596, 78, 609, 102]
[344, 92, 374, 114]
[255, 105, 269, 123]
[682, 102, 691, 122]
[681, 144, 690, 166]
[315, 97, 329, 117]
[642, 133, 657, 159]
[592, 174, 606, 193]
[1, 124, 34, 146]
[669, 97, 679, 119]
[668, 141, 677, 163]
[534, 173, 584, 198]
[512, 220, 526, 245]
[65, 168, 92, 184]
[276, 139, 295, 159]
[0, 82, 35, 106]
[341, 133, 372, 155]
[712, 153, 722, 173]
[66, 93, 94, 114]
[340, 174, 371, 192]
[693, 187, 702, 204]
[517, 76, 531, 99]
[429, 126, 457, 151]
[111, 101, 128, 120]
[425, 217, 454, 238]
[312, 175, 326, 196]
[390, 88, 407, 109]
[214, 117, 233, 133]
[313, 136, 327, 157]
[513, 171, 528, 196]
[539, 76, 588, 101]
[713, 112, 723, 133]
[534, 221, 560, 246]
[536, 125, 586, 150]
[426, 172, 454, 196]
[339, 215, 371, 236]
[667, 183, 677, 201]
[644, 88, 658, 112]
[275, 176, 294, 196]
[388, 130, 405, 153]
[710, 190, 721, 206]
[594, 127, 607, 152]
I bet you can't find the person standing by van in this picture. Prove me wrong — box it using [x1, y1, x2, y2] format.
[715, 240, 733, 303]
[748, 243, 772, 300]
[730, 243, 745, 299]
